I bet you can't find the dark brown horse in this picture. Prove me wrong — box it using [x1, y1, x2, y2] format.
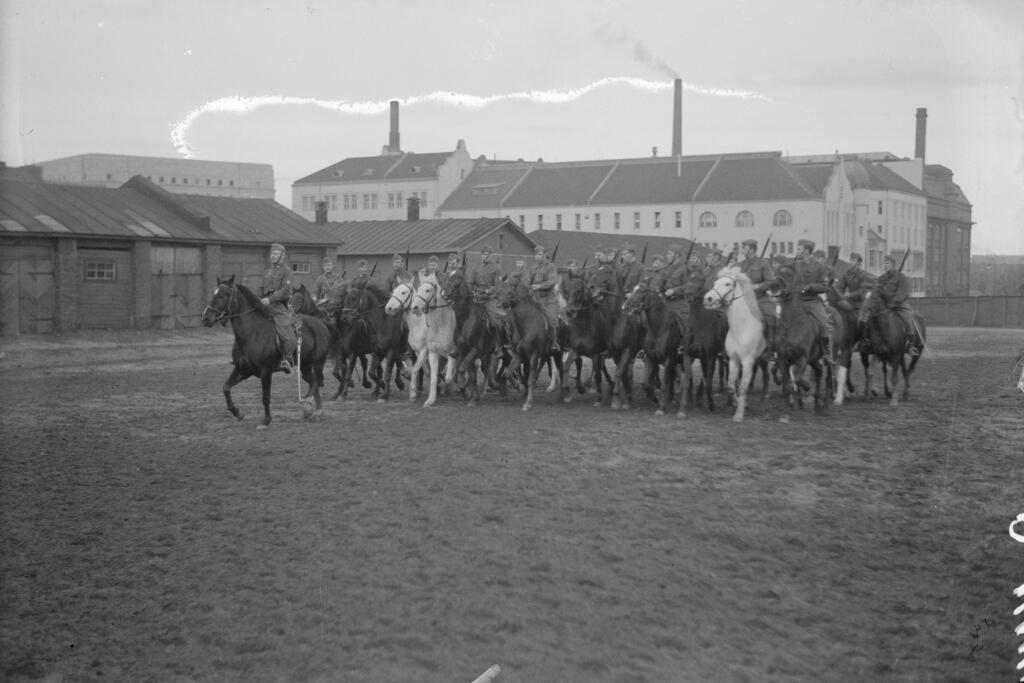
[441, 271, 507, 405]
[622, 279, 683, 416]
[774, 289, 828, 420]
[492, 279, 562, 411]
[337, 282, 408, 402]
[857, 288, 926, 406]
[678, 289, 728, 415]
[291, 283, 375, 397]
[561, 276, 615, 405]
[202, 276, 330, 428]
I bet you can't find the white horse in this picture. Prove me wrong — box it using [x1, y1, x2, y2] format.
[703, 266, 767, 422]
[405, 275, 459, 407]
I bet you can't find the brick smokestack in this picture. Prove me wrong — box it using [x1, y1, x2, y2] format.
[914, 107, 927, 162]
[671, 78, 682, 157]
[389, 100, 400, 153]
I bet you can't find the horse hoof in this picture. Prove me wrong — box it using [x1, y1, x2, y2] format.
[593, 401, 602, 409]
[778, 415, 790, 424]
[732, 414, 744, 423]
[377, 398, 387, 404]
[676, 411, 686, 419]
[611, 401, 621, 410]
[423, 400, 436, 407]
[654, 409, 664, 417]
[256, 423, 268, 431]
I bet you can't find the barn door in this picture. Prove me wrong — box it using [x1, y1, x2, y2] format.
[0, 245, 56, 335]
[151, 246, 202, 329]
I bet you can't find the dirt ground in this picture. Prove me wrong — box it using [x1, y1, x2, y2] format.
[1, 325, 1023, 682]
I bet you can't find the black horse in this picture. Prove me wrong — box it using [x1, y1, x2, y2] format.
[622, 279, 684, 416]
[202, 276, 330, 428]
[678, 289, 728, 415]
[337, 282, 408, 402]
[774, 290, 828, 419]
[442, 271, 508, 404]
[561, 276, 615, 405]
[493, 279, 562, 411]
[857, 287, 926, 406]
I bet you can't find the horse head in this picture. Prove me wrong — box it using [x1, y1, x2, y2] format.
[288, 283, 315, 315]
[562, 277, 590, 319]
[412, 278, 443, 314]
[622, 279, 650, 316]
[704, 265, 742, 311]
[339, 282, 374, 323]
[441, 270, 469, 302]
[385, 278, 415, 316]
[858, 288, 879, 325]
[202, 276, 238, 327]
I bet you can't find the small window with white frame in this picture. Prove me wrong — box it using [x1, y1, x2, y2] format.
[292, 262, 312, 274]
[85, 261, 116, 281]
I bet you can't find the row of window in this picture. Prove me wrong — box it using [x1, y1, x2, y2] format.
[517, 209, 794, 231]
[145, 175, 235, 187]
[301, 192, 429, 212]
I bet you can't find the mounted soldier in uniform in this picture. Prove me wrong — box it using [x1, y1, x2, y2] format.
[260, 242, 298, 373]
[876, 253, 924, 356]
[617, 243, 644, 295]
[313, 256, 344, 306]
[833, 252, 874, 314]
[739, 238, 777, 347]
[527, 244, 561, 355]
[349, 259, 372, 289]
[467, 244, 505, 322]
[658, 243, 705, 344]
[386, 252, 411, 293]
[586, 244, 619, 301]
[771, 239, 835, 363]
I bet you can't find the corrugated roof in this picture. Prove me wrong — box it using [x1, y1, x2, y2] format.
[0, 171, 333, 246]
[791, 164, 834, 194]
[317, 217, 534, 255]
[293, 150, 456, 185]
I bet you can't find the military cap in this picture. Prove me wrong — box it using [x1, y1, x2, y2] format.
[619, 242, 636, 254]
[566, 258, 579, 267]
[650, 253, 665, 264]
[813, 250, 826, 258]
[270, 242, 286, 252]
[849, 252, 863, 262]
[427, 255, 440, 265]
[741, 239, 758, 250]
[322, 256, 334, 265]
[883, 253, 896, 264]
[392, 252, 403, 260]
[534, 244, 546, 254]
[356, 259, 368, 268]
[480, 244, 493, 254]
[448, 251, 461, 259]
[797, 239, 815, 251]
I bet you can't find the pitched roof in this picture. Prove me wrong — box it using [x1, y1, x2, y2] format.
[441, 152, 819, 212]
[924, 164, 971, 205]
[317, 217, 534, 255]
[0, 171, 332, 246]
[294, 150, 454, 185]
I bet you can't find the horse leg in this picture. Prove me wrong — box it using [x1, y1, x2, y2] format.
[678, 355, 693, 419]
[257, 370, 273, 429]
[703, 354, 716, 412]
[545, 354, 559, 393]
[423, 351, 440, 407]
[833, 357, 849, 406]
[656, 360, 673, 417]
[377, 354, 393, 403]
[561, 349, 578, 403]
[408, 348, 427, 402]
[523, 354, 539, 411]
[889, 358, 904, 406]
[733, 356, 753, 422]
[222, 366, 249, 420]
[574, 356, 585, 394]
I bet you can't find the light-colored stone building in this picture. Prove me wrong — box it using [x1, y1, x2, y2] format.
[35, 153, 275, 199]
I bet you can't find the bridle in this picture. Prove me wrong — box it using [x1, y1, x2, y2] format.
[203, 282, 252, 325]
[413, 281, 452, 314]
[386, 284, 414, 314]
[705, 274, 743, 309]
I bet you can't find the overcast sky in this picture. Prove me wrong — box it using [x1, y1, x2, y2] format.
[2, 0, 1022, 253]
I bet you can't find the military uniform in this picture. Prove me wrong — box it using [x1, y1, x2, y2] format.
[739, 253, 776, 320]
[314, 270, 344, 302]
[386, 267, 412, 294]
[776, 255, 833, 341]
[834, 264, 873, 309]
[468, 258, 505, 321]
[261, 247, 297, 367]
[617, 259, 644, 294]
[659, 260, 704, 330]
[528, 257, 560, 335]
[877, 266, 921, 348]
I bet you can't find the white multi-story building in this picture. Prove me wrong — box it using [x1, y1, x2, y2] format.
[35, 153, 275, 199]
[291, 140, 475, 222]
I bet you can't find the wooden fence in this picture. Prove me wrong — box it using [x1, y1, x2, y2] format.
[911, 296, 1024, 328]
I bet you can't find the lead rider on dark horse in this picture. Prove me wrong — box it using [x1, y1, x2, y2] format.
[261, 242, 298, 373]
[771, 239, 835, 365]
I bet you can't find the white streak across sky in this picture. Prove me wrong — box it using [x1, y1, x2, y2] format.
[168, 76, 772, 158]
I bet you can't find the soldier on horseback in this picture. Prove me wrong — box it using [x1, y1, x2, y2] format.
[386, 252, 411, 293]
[468, 244, 505, 320]
[774, 239, 835, 364]
[350, 259, 372, 289]
[739, 238, 777, 333]
[658, 244, 704, 351]
[617, 243, 644, 294]
[833, 252, 874, 312]
[587, 244, 618, 299]
[314, 256, 344, 306]
[260, 242, 298, 373]
[528, 244, 561, 355]
[877, 253, 923, 356]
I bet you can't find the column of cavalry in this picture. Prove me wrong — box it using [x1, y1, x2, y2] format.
[203, 239, 927, 425]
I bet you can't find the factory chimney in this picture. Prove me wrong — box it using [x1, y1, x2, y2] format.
[671, 78, 682, 157]
[914, 108, 927, 162]
[389, 100, 401, 154]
